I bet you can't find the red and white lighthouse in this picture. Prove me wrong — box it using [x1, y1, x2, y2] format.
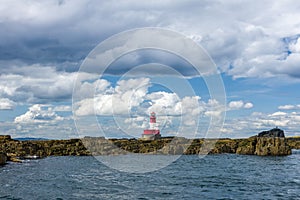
[141, 112, 161, 140]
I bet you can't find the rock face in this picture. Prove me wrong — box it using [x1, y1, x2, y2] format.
[253, 128, 291, 155]
[0, 152, 7, 165]
[286, 137, 300, 149]
[236, 138, 257, 155]
[235, 137, 292, 156]
[258, 128, 285, 137]
[0, 137, 90, 158]
[255, 137, 291, 156]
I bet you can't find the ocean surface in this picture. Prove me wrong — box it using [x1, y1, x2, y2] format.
[1, 151, 299, 200]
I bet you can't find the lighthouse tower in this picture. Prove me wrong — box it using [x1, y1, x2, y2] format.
[141, 112, 161, 140]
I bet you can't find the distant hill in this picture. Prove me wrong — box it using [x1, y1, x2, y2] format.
[14, 137, 49, 141]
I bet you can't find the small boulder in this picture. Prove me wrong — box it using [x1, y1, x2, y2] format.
[258, 127, 285, 137]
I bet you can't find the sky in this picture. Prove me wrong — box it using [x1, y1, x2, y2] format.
[0, 0, 300, 139]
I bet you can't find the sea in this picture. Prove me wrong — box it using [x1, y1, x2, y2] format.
[0, 151, 299, 200]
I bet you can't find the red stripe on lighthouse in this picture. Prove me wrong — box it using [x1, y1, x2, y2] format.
[150, 112, 156, 123]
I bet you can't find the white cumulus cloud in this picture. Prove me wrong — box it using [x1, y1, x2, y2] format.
[278, 104, 300, 110]
[228, 100, 253, 110]
[74, 78, 151, 116]
[14, 104, 64, 123]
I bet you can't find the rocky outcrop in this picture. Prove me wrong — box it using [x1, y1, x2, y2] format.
[234, 137, 292, 156]
[258, 128, 285, 137]
[0, 134, 296, 159]
[0, 135, 12, 141]
[254, 128, 292, 155]
[236, 137, 257, 155]
[0, 137, 90, 159]
[0, 152, 7, 165]
[255, 137, 291, 156]
[286, 137, 300, 149]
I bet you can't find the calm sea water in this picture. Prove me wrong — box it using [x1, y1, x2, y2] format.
[0, 152, 299, 200]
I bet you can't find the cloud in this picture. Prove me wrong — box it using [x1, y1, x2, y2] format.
[14, 104, 64, 123]
[228, 100, 253, 110]
[244, 102, 254, 109]
[203, 99, 223, 117]
[0, 65, 97, 104]
[0, 0, 157, 68]
[0, 98, 15, 110]
[278, 104, 300, 110]
[147, 93, 203, 126]
[0, 120, 77, 139]
[1, 1, 299, 139]
[74, 78, 207, 120]
[0, 1, 299, 80]
[145, 91, 182, 116]
[270, 111, 287, 116]
[228, 101, 244, 110]
[74, 78, 151, 116]
[53, 105, 72, 112]
[289, 37, 300, 53]
[73, 78, 111, 99]
[106, 50, 199, 77]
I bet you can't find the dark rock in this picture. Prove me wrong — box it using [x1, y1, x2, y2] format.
[0, 152, 7, 165]
[258, 128, 285, 137]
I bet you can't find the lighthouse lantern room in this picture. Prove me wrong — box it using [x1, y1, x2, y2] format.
[141, 112, 161, 140]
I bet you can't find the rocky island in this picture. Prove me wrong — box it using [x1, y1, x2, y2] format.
[0, 128, 299, 165]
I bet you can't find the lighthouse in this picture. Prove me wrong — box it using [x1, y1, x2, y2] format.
[141, 112, 161, 140]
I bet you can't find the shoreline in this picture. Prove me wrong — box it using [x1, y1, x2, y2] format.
[1, 135, 300, 164]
